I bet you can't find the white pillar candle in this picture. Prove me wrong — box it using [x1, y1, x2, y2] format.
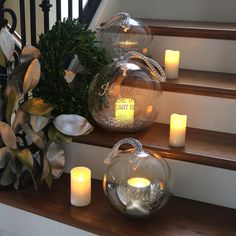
[164, 50, 180, 79]
[169, 113, 187, 147]
[71, 167, 91, 207]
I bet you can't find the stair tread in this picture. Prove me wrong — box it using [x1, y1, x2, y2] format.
[0, 175, 235, 236]
[162, 69, 236, 99]
[74, 123, 236, 171]
[140, 19, 236, 40]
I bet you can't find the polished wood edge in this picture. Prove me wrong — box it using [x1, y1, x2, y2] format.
[161, 69, 236, 99]
[141, 19, 236, 40]
[74, 123, 236, 171]
[0, 175, 236, 236]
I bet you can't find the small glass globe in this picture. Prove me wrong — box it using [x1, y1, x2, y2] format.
[99, 12, 154, 61]
[88, 52, 165, 133]
[103, 138, 172, 218]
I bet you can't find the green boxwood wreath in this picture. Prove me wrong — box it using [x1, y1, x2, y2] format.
[33, 18, 107, 117]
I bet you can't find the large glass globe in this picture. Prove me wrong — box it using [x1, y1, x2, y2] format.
[88, 52, 165, 133]
[103, 138, 172, 218]
[99, 12, 154, 61]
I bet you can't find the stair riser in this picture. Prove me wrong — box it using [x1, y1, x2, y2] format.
[157, 92, 236, 134]
[121, 0, 236, 23]
[154, 36, 236, 74]
[64, 143, 236, 209]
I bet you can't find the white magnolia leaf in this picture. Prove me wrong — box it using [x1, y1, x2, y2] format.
[0, 28, 15, 61]
[0, 122, 17, 149]
[0, 147, 11, 169]
[30, 114, 49, 132]
[53, 114, 93, 136]
[46, 142, 65, 179]
[23, 58, 41, 94]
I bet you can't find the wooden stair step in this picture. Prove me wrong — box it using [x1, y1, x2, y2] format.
[75, 123, 236, 171]
[0, 175, 235, 236]
[162, 69, 236, 99]
[140, 19, 236, 40]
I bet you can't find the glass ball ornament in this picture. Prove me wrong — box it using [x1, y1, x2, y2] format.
[103, 138, 172, 218]
[99, 12, 154, 61]
[88, 51, 166, 133]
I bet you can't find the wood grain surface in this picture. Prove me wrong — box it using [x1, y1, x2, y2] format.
[75, 123, 236, 171]
[0, 175, 236, 236]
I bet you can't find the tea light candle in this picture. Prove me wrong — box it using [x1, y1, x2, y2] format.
[169, 113, 187, 147]
[115, 98, 134, 124]
[164, 50, 180, 79]
[126, 177, 151, 217]
[127, 177, 151, 188]
[71, 167, 91, 207]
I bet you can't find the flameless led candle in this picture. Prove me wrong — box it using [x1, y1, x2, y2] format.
[71, 167, 91, 207]
[165, 50, 180, 79]
[169, 113, 187, 147]
[127, 177, 151, 188]
[115, 98, 134, 124]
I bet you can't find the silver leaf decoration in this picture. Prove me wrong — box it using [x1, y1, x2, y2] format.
[30, 114, 49, 132]
[53, 114, 93, 136]
[46, 141, 65, 179]
[0, 122, 17, 149]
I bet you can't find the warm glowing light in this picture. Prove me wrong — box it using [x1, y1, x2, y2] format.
[115, 98, 134, 124]
[165, 50, 180, 79]
[127, 177, 151, 188]
[142, 47, 148, 55]
[70, 167, 91, 207]
[118, 41, 138, 49]
[146, 105, 153, 113]
[169, 113, 187, 147]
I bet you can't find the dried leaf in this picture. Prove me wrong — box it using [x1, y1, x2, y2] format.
[22, 123, 47, 149]
[20, 45, 40, 64]
[0, 48, 6, 67]
[30, 114, 49, 132]
[23, 58, 41, 94]
[0, 122, 17, 149]
[53, 114, 93, 136]
[12, 108, 29, 132]
[46, 142, 65, 179]
[42, 156, 52, 188]
[0, 147, 10, 169]
[6, 89, 17, 125]
[15, 148, 33, 171]
[5, 77, 22, 98]
[0, 160, 15, 186]
[48, 125, 72, 144]
[21, 98, 54, 116]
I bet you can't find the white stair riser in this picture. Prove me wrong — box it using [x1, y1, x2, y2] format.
[64, 143, 236, 209]
[157, 92, 236, 134]
[154, 36, 236, 74]
[121, 0, 236, 23]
